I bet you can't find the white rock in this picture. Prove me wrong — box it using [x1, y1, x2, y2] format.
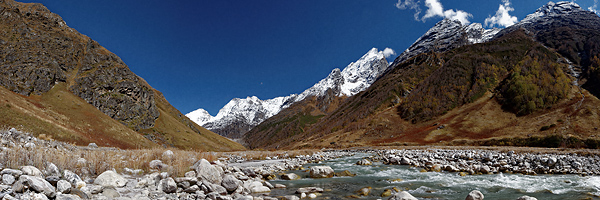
[517, 196, 538, 200]
[45, 162, 61, 177]
[159, 177, 177, 193]
[57, 180, 71, 193]
[309, 166, 334, 178]
[55, 194, 83, 200]
[94, 170, 127, 188]
[2, 174, 15, 185]
[193, 159, 223, 185]
[162, 150, 174, 160]
[465, 190, 484, 200]
[13, 175, 56, 198]
[308, 193, 317, 198]
[87, 143, 98, 148]
[21, 166, 43, 177]
[388, 191, 418, 200]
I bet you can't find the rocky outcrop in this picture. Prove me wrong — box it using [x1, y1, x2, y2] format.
[0, 0, 158, 131]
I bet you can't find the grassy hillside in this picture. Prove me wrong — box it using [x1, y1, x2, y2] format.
[0, 0, 245, 151]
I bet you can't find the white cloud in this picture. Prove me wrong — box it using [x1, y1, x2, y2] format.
[395, 0, 472, 25]
[422, 0, 472, 24]
[589, 0, 599, 14]
[484, 0, 518, 28]
[395, 0, 422, 20]
[382, 48, 396, 58]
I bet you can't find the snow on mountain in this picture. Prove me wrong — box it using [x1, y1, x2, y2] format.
[296, 48, 389, 101]
[186, 108, 213, 126]
[186, 48, 390, 138]
[391, 19, 500, 66]
[519, 1, 582, 25]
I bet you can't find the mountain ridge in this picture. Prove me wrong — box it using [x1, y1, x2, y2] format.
[187, 47, 390, 139]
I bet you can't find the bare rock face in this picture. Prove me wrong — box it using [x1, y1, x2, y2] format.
[0, 0, 159, 130]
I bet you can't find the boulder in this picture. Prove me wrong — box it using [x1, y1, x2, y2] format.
[94, 170, 127, 188]
[465, 190, 484, 200]
[246, 181, 270, 193]
[388, 191, 417, 200]
[357, 187, 371, 196]
[21, 166, 43, 177]
[281, 173, 301, 180]
[1, 169, 23, 177]
[283, 195, 300, 200]
[149, 160, 167, 170]
[13, 175, 56, 198]
[55, 194, 83, 200]
[45, 163, 61, 177]
[221, 174, 241, 193]
[334, 170, 356, 177]
[356, 159, 372, 165]
[516, 196, 538, 200]
[63, 170, 83, 186]
[296, 187, 324, 194]
[309, 166, 334, 178]
[193, 159, 223, 185]
[2, 174, 15, 185]
[158, 177, 177, 193]
[101, 187, 120, 198]
[57, 180, 71, 193]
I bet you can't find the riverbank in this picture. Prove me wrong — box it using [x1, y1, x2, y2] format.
[1, 128, 599, 199]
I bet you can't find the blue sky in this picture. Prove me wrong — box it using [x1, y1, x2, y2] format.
[20, 0, 600, 115]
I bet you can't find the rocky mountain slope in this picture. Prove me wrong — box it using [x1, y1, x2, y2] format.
[244, 16, 502, 149]
[245, 1, 600, 150]
[0, 0, 244, 151]
[391, 19, 500, 66]
[187, 48, 389, 139]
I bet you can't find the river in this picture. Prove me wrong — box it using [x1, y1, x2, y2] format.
[268, 153, 600, 200]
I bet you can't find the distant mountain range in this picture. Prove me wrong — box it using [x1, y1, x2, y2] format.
[186, 48, 390, 139]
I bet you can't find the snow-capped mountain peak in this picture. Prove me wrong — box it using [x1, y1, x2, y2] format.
[521, 1, 583, 24]
[186, 108, 213, 126]
[296, 47, 390, 101]
[186, 47, 391, 139]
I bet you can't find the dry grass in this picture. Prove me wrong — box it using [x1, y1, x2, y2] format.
[0, 135, 320, 179]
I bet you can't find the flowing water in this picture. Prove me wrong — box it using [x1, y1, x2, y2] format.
[268, 153, 600, 199]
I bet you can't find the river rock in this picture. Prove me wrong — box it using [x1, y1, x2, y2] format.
[356, 159, 372, 165]
[101, 187, 120, 198]
[94, 170, 127, 188]
[516, 196, 537, 200]
[158, 177, 177, 193]
[1, 169, 23, 177]
[193, 159, 223, 185]
[221, 174, 241, 193]
[57, 180, 71, 193]
[281, 173, 300, 180]
[283, 195, 300, 200]
[21, 166, 43, 177]
[246, 181, 270, 193]
[55, 194, 83, 200]
[357, 186, 371, 196]
[388, 191, 417, 200]
[45, 163, 61, 177]
[275, 184, 287, 188]
[309, 166, 334, 178]
[296, 187, 323, 194]
[466, 190, 484, 200]
[149, 160, 167, 170]
[13, 175, 56, 198]
[2, 174, 15, 185]
[63, 170, 84, 186]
